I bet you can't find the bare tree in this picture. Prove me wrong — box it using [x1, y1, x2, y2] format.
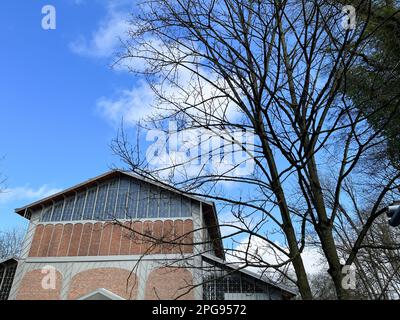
[110, 0, 400, 299]
[327, 178, 400, 299]
[0, 229, 24, 260]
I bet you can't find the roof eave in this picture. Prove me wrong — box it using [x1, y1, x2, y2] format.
[201, 253, 298, 296]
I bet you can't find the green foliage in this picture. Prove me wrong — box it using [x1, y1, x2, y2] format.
[345, 1, 400, 167]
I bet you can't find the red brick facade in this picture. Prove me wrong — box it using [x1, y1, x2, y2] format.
[16, 269, 63, 300]
[28, 219, 194, 258]
[145, 267, 194, 300]
[68, 267, 138, 300]
[16, 267, 193, 300]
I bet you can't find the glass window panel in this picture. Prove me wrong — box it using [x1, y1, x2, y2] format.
[242, 277, 255, 293]
[50, 201, 64, 222]
[127, 180, 139, 219]
[181, 197, 191, 217]
[93, 183, 108, 220]
[255, 282, 267, 293]
[137, 183, 149, 218]
[159, 190, 170, 217]
[40, 205, 53, 222]
[61, 196, 75, 221]
[148, 187, 160, 218]
[191, 200, 200, 216]
[0, 265, 16, 300]
[170, 193, 181, 217]
[115, 178, 130, 219]
[82, 187, 97, 220]
[0, 267, 5, 287]
[72, 192, 86, 220]
[104, 179, 118, 220]
[228, 275, 241, 293]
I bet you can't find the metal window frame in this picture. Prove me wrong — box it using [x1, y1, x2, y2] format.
[123, 179, 131, 220]
[114, 177, 123, 219]
[48, 200, 55, 222]
[103, 180, 111, 220]
[73, 191, 86, 221]
[112, 177, 121, 218]
[70, 191, 78, 220]
[61, 193, 77, 221]
[91, 182, 100, 221]
[80, 188, 89, 220]
[94, 182, 107, 220]
[59, 196, 67, 221]
[0, 265, 5, 294]
[84, 186, 97, 220]
[133, 180, 140, 219]
[0, 264, 17, 300]
[159, 189, 171, 218]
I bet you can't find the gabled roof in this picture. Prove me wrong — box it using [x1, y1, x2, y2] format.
[0, 256, 19, 266]
[14, 170, 224, 259]
[15, 170, 214, 217]
[202, 253, 298, 297]
[77, 288, 125, 300]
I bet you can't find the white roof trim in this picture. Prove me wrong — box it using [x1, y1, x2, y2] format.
[77, 288, 125, 300]
[0, 256, 19, 265]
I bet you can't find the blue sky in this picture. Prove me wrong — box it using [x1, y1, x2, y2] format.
[0, 0, 282, 236]
[0, 0, 143, 231]
[0, 0, 323, 275]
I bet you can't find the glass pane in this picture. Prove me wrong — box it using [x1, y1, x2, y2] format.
[93, 183, 108, 220]
[115, 178, 130, 219]
[148, 187, 160, 218]
[191, 200, 200, 216]
[104, 179, 118, 219]
[137, 183, 149, 218]
[72, 192, 86, 220]
[170, 193, 181, 217]
[82, 187, 97, 220]
[0, 265, 16, 300]
[50, 201, 64, 222]
[242, 277, 255, 293]
[0, 267, 4, 288]
[40, 205, 53, 222]
[127, 180, 139, 219]
[228, 275, 241, 293]
[159, 190, 170, 217]
[181, 197, 191, 217]
[61, 196, 75, 221]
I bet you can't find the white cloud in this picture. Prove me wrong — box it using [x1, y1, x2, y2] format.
[78, 1, 249, 182]
[98, 65, 242, 126]
[69, 7, 130, 58]
[0, 186, 62, 204]
[97, 80, 156, 125]
[229, 236, 327, 281]
[72, 1, 242, 126]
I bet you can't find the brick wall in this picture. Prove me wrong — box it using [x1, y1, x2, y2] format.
[28, 219, 194, 257]
[145, 267, 194, 300]
[16, 269, 62, 300]
[68, 267, 138, 300]
[15, 266, 193, 300]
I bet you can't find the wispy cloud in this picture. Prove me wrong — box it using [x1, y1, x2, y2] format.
[69, 5, 130, 58]
[230, 236, 327, 280]
[0, 185, 62, 204]
[97, 80, 156, 126]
